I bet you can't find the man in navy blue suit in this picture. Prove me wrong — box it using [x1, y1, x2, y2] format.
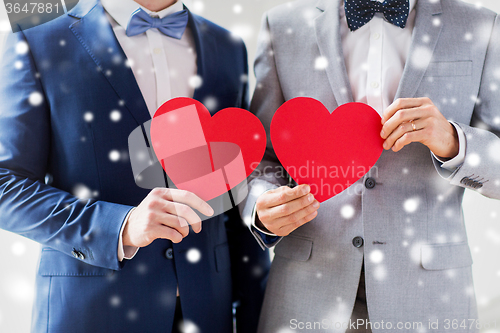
[0, 0, 269, 332]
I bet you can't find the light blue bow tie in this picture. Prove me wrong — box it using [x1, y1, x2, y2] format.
[126, 8, 189, 39]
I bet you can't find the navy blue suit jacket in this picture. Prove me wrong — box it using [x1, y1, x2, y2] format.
[0, 1, 268, 332]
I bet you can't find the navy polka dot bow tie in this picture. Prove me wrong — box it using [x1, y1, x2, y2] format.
[344, 0, 410, 32]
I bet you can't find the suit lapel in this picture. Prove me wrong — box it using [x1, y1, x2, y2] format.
[188, 12, 219, 114]
[314, 0, 354, 106]
[68, 0, 150, 125]
[395, 0, 443, 99]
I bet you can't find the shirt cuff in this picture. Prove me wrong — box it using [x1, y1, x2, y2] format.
[250, 201, 277, 236]
[431, 121, 466, 171]
[118, 207, 140, 262]
[250, 200, 281, 245]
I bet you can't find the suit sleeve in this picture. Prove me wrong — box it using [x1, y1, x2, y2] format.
[238, 13, 289, 248]
[432, 14, 500, 200]
[0, 31, 132, 271]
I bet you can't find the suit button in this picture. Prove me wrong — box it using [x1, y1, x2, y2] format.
[352, 236, 364, 248]
[165, 248, 174, 260]
[71, 250, 79, 258]
[460, 177, 469, 185]
[365, 178, 376, 189]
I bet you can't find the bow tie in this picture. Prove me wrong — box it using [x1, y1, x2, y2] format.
[344, 0, 410, 32]
[126, 8, 189, 39]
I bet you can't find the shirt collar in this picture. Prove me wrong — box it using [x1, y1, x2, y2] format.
[409, 0, 417, 13]
[101, 0, 184, 28]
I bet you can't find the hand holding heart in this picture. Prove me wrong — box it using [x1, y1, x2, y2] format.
[123, 188, 214, 247]
[381, 97, 459, 159]
[253, 97, 459, 236]
[270, 99, 384, 203]
[255, 184, 320, 237]
[125, 97, 266, 246]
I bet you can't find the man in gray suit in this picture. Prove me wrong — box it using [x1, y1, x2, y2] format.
[240, 0, 500, 332]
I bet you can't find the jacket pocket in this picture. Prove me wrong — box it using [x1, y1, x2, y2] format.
[423, 61, 473, 77]
[38, 248, 114, 277]
[274, 235, 313, 262]
[420, 242, 473, 271]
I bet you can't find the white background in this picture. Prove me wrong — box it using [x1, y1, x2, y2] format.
[1, 0, 500, 332]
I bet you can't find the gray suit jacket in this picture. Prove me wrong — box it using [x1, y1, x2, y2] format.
[240, 0, 500, 332]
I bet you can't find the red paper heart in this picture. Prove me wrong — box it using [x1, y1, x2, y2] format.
[150, 98, 266, 202]
[271, 98, 384, 202]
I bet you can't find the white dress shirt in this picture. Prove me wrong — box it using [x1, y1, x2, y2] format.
[341, 0, 416, 114]
[99, 0, 198, 261]
[252, 0, 466, 235]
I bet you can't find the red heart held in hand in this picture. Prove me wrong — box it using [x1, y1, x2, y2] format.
[150, 97, 266, 202]
[271, 97, 384, 203]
